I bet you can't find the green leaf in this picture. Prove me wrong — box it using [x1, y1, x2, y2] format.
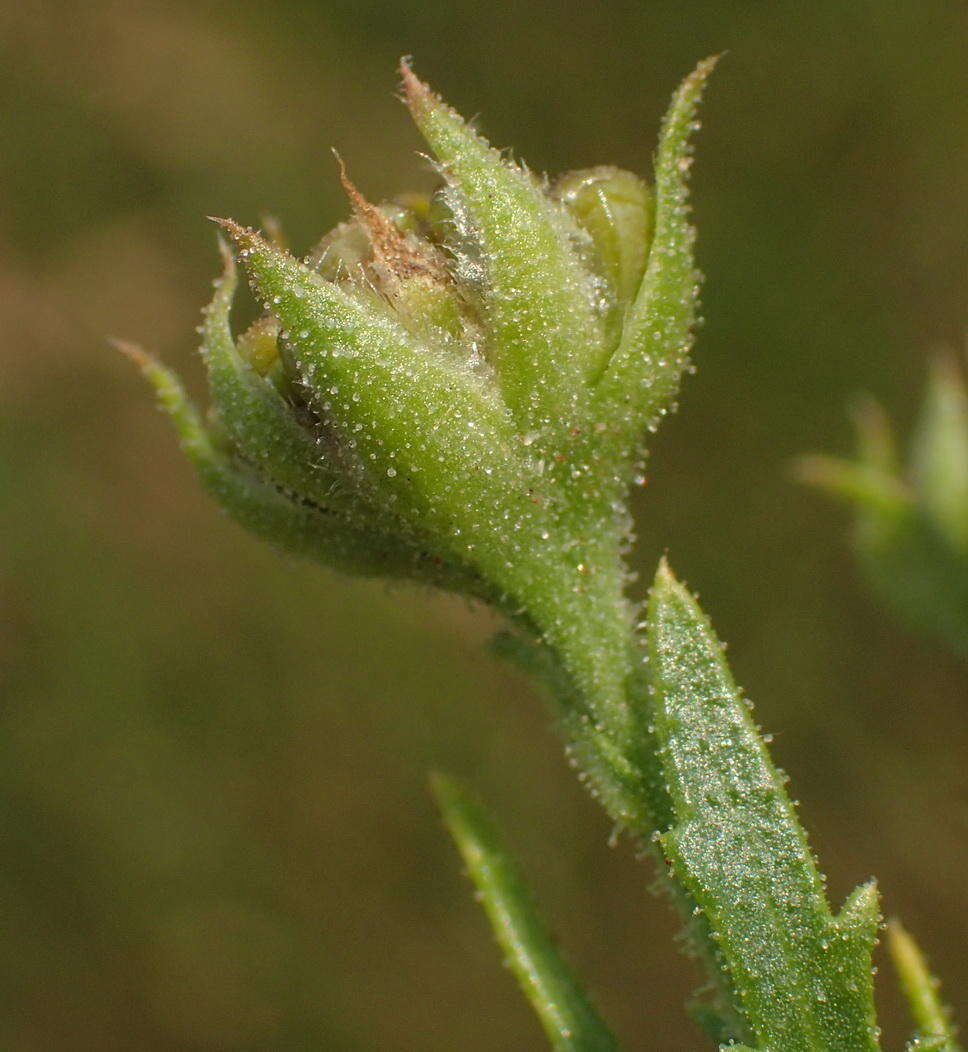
[800, 365, 968, 661]
[795, 455, 911, 519]
[646, 559, 880, 1051]
[401, 60, 606, 429]
[593, 58, 716, 457]
[430, 773, 618, 1052]
[887, 919, 963, 1052]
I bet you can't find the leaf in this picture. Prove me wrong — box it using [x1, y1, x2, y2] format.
[401, 60, 606, 429]
[593, 58, 716, 459]
[430, 773, 618, 1052]
[795, 455, 911, 519]
[799, 367, 968, 661]
[646, 559, 880, 1051]
[887, 919, 963, 1052]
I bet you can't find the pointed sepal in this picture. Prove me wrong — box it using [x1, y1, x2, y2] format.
[199, 241, 356, 512]
[401, 60, 606, 429]
[116, 340, 440, 579]
[593, 58, 717, 463]
[216, 219, 524, 538]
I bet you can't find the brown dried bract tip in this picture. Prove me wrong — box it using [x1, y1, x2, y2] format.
[398, 56, 431, 112]
[108, 337, 153, 370]
[334, 152, 448, 286]
[208, 216, 259, 252]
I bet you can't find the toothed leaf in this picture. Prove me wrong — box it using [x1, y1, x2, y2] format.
[646, 561, 880, 1051]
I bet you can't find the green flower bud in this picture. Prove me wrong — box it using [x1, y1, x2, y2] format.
[554, 166, 654, 347]
[126, 58, 716, 741]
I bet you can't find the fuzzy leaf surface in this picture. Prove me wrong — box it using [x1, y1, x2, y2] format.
[646, 561, 880, 1051]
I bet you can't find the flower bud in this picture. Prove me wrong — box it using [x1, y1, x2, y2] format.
[554, 166, 653, 347]
[126, 59, 716, 732]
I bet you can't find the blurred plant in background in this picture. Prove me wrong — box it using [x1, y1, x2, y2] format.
[800, 354, 968, 660]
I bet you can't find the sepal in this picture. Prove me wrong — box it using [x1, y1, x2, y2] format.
[401, 59, 606, 428]
[592, 58, 717, 466]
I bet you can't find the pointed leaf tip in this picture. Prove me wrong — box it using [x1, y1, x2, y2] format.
[110, 336, 153, 370]
[592, 57, 718, 461]
[208, 216, 260, 252]
[400, 62, 606, 429]
[647, 566, 880, 1049]
[399, 55, 430, 112]
[888, 919, 962, 1051]
[653, 554, 677, 588]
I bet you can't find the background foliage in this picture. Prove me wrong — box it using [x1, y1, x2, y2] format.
[1, 1, 966, 1048]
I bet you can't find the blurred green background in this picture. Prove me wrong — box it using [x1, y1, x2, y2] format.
[2, 1, 966, 1048]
